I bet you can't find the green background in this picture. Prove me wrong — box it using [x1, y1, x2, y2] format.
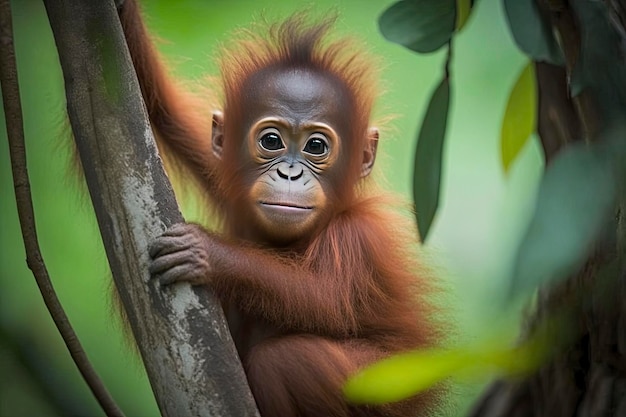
[0, 0, 542, 415]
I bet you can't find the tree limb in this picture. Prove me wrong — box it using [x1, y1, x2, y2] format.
[42, 0, 259, 416]
[534, 62, 581, 164]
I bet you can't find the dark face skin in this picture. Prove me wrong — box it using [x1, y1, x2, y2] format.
[213, 68, 378, 245]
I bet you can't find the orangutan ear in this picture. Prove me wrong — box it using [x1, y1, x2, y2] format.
[211, 111, 224, 160]
[361, 127, 379, 178]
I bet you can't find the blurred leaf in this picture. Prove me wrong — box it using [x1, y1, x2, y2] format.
[455, 0, 472, 31]
[501, 62, 537, 173]
[509, 142, 617, 298]
[379, 0, 455, 53]
[503, 0, 563, 65]
[344, 348, 468, 404]
[569, 0, 626, 122]
[344, 327, 554, 404]
[413, 77, 450, 241]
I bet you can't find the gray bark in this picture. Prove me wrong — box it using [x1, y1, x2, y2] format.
[42, 1, 259, 416]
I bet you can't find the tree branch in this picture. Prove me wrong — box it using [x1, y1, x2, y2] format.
[534, 62, 582, 163]
[41, 0, 259, 416]
[0, 1, 123, 416]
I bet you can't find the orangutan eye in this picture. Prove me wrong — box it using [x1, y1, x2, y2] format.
[303, 136, 329, 156]
[259, 129, 285, 151]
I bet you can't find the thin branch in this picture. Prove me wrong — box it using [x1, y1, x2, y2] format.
[444, 40, 453, 80]
[0, 1, 124, 416]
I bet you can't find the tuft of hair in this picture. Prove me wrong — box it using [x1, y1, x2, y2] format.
[218, 12, 379, 135]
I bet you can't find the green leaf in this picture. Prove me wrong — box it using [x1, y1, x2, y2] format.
[413, 77, 450, 241]
[569, 0, 626, 121]
[455, 0, 472, 31]
[500, 62, 537, 173]
[508, 142, 617, 298]
[379, 0, 455, 53]
[344, 348, 468, 404]
[503, 0, 563, 65]
[344, 329, 553, 404]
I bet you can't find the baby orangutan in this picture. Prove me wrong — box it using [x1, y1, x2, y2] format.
[119, 2, 442, 416]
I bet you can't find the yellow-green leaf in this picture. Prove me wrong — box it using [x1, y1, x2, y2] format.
[344, 348, 468, 404]
[500, 62, 537, 173]
[455, 0, 471, 31]
[344, 329, 554, 405]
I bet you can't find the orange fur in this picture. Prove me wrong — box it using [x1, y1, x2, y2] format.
[215, 13, 380, 216]
[119, 0, 216, 192]
[118, 2, 443, 416]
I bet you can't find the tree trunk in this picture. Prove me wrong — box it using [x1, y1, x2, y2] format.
[42, 1, 259, 416]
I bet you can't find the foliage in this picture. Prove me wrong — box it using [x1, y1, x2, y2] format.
[509, 138, 621, 298]
[412, 77, 450, 241]
[379, 0, 456, 53]
[500, 62, 536, 173]
[502, 0, 563, 65]
[379, 0, 458, 241]
[345, 314, 563, 404]
[346, 0, 626, 406]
